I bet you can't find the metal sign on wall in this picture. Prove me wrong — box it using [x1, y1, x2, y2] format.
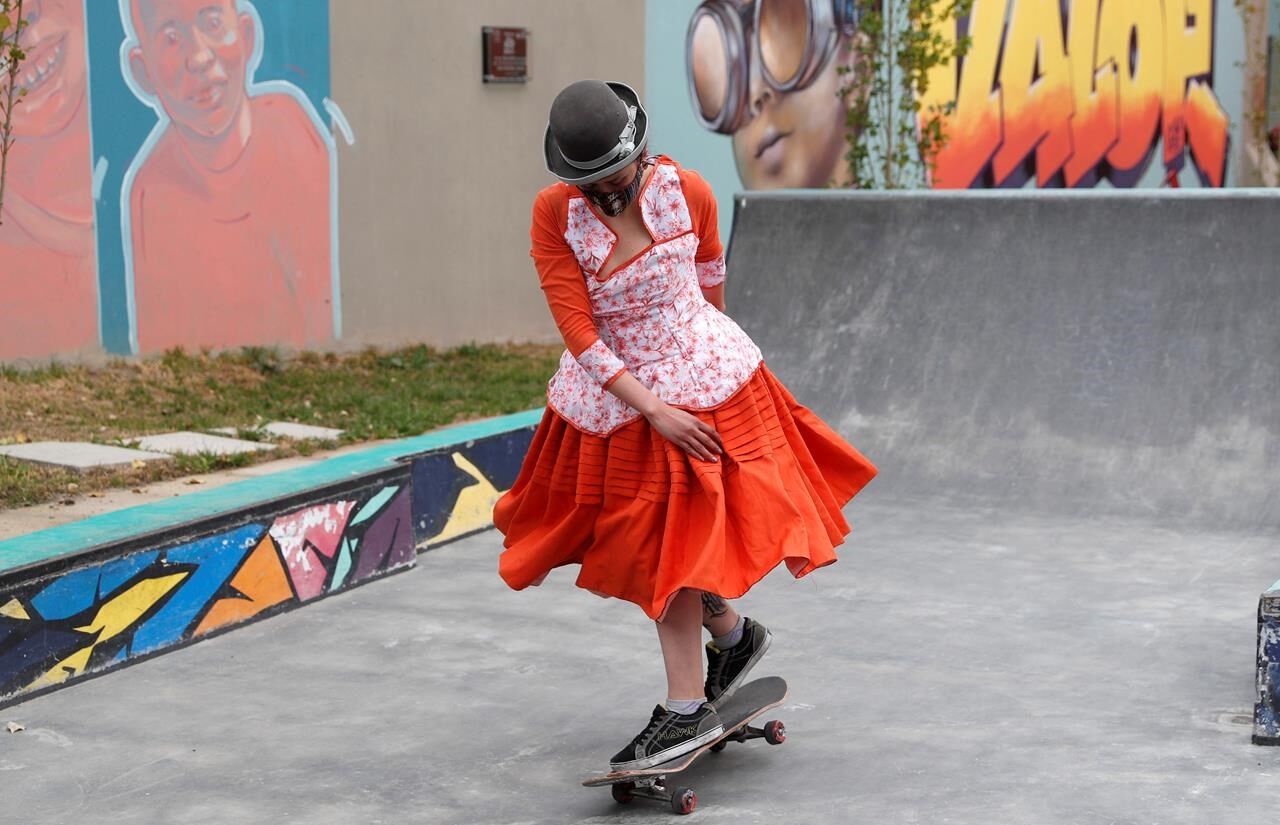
[483, 26, 529, 83]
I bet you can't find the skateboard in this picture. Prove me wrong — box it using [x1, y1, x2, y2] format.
[582, 676, 788, 815]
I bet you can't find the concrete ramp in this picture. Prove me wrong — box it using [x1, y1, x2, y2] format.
[726, 190, 1280, 529]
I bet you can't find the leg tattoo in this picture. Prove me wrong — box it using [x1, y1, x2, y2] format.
[701, 592, 728, 626]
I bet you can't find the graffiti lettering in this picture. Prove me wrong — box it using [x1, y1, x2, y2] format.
[922, 0, 1230, 187]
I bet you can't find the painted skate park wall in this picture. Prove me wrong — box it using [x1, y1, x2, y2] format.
[0, 0, 646, 363]
[2, 1, 1257, 363]
[648, 0, 1251, 236]
[0, 412, 537, 708]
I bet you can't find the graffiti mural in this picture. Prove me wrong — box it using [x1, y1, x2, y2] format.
[117, 0, 339, 353]
[0, 422, 534, 707]
[921, 0, 1230, 188]
[1256, 584, 1280, 745]
[0, 0, 99, 360]
[411, 433, 535, 548]
[0, 481, 412, 702]
[683, 0, 1233, 190]
[685, 0, 859, 189]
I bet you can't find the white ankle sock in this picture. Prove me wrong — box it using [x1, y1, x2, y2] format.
[666, 698, 704, 716]
[713, 616, 745, 650]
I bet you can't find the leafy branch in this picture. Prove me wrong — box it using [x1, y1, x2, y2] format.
[837, 0, 972, 189]
[0, 0, 28, 226]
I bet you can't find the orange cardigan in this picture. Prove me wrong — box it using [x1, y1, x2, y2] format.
[529, 161, 724, 381]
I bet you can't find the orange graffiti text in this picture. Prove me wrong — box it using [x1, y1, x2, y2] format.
[921, 0, 1230, 188]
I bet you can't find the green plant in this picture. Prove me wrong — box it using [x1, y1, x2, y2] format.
[838, 0, 972, 189]
[0, 0, 26, 224]
[241, 345, 284, 375]
[1235, 0, 1273, 161]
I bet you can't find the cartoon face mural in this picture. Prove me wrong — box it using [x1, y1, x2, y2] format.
[687, 0, 1232, 189]
[118, 0, 339, 354]
[0, 0, 99, 360]
[686, 0, 862, 189]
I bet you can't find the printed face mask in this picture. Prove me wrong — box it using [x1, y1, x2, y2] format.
[584, 165, 645, 217]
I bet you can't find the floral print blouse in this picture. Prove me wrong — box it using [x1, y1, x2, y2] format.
[529, 156, 762, 436]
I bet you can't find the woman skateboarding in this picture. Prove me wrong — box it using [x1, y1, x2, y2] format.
[494, 79, 876, 771]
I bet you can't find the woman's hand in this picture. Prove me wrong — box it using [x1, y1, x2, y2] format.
[645, 403, 723, 462]
[603, 371, 724, 461]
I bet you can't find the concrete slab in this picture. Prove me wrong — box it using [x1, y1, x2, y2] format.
[3, 498, 1277, 824]
[134, 432, 276, 456]
[262, 421, 345, 440]
[207, 423, 342, 441]
[0, 442, 173, 472]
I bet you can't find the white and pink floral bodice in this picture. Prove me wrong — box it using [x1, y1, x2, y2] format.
[546, 161, 762, 436]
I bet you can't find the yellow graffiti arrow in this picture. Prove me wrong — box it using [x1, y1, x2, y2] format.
[0, 598, 30, 621]
[25, 572, 189, 691]
[428, 453, 504, 547]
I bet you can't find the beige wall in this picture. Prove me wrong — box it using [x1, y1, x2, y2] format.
[331, 0, 645, 350]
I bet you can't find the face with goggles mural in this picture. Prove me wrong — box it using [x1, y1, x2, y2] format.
[686, 0, 866, 190]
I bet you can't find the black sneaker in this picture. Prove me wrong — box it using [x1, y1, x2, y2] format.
[704, 617, 772, 707]
[609, 704, 724, 771]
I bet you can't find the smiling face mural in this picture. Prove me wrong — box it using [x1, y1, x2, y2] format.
[119, 0, 338, 354]
[0, 0, 340, 361]
[0, 0, 98, 360]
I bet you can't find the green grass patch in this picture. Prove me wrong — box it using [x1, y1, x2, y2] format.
[0, 342, 559, 510]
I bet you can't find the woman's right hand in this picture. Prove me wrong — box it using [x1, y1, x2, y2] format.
[645, 403, 723, 462]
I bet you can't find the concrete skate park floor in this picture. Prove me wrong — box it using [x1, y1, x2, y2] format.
[5, 492, 1277, 824]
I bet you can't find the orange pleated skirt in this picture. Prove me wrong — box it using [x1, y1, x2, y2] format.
[493, 364, 877, 620]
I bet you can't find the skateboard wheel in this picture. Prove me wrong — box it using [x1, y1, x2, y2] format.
[710, 741, 728, 753]
[671, 787, 697, 815]
[611, 782, 635, 804]
[764, 720, 786, 745]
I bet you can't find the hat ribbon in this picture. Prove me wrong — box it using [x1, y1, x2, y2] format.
[564, 106, 639, 171]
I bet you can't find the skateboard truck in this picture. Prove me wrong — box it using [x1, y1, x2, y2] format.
[606, 721, 785, 814]
[611, 778, 698, 815]
[710, 719, 786, 752]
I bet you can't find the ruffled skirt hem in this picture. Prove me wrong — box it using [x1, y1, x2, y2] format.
[493, 364, 877, 620]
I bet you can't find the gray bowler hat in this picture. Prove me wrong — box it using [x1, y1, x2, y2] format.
[544, 80, 649, 186]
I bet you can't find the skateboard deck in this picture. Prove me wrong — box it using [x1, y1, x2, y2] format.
[582, 676, 788, 814]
